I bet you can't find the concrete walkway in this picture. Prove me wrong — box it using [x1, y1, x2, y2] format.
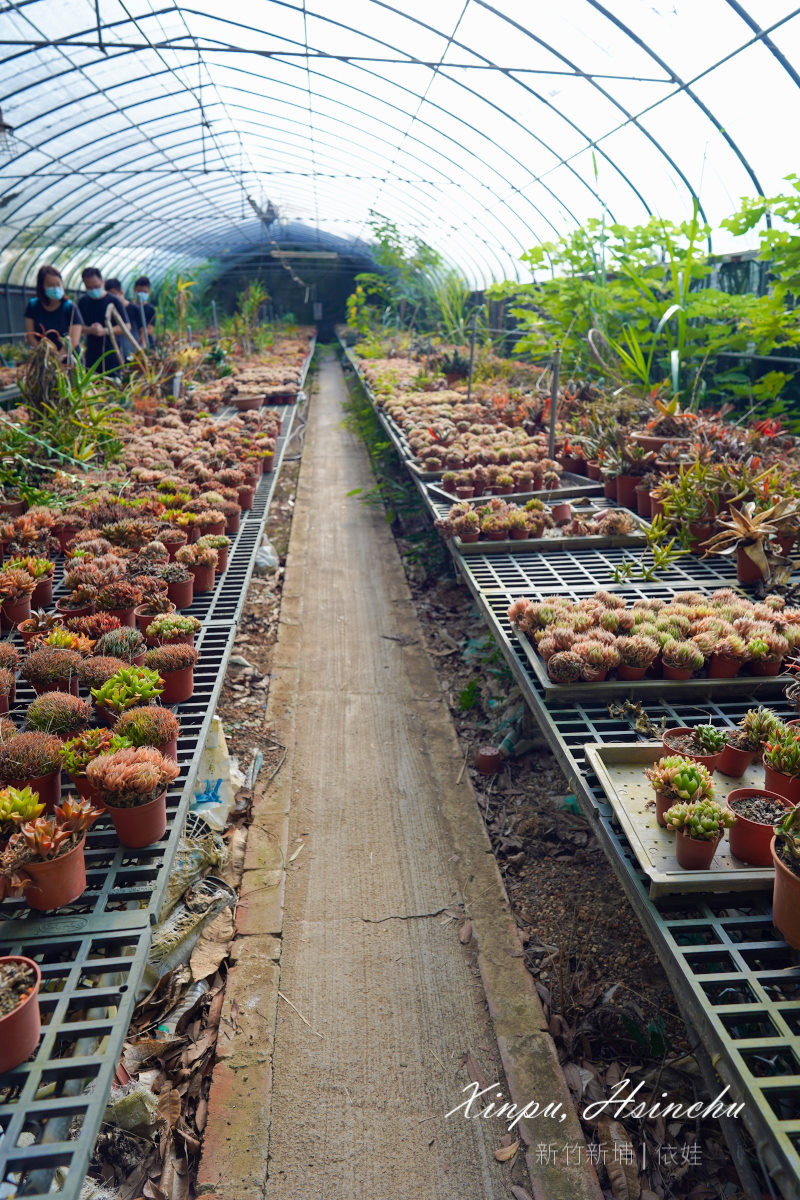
[197, 353, 600, 1200]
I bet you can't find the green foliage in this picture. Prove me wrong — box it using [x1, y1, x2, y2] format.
[346, 213, 443, 335]
[458, 679, 480, 712]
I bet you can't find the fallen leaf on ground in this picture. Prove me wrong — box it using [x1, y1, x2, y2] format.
[510, 1187, 533, 1200]
[460, 1050, 488, 1090]
[597, 1118, 640, 1200]
[458, 919, 472, 944]
[493, 1140, 519, 1162]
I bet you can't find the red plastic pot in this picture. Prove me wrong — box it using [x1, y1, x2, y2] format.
[190, 564, 215, 594]
[0, 499, 25, 518]
[159, 665, 194, 705]
[31, 578, 53, 609]
[225, 512, 241, 536]
[763, 756, 800, 806]
[0, 692, 8, 715]
[238, 486, 256, 511]
[93, 702, 118, 728]
[261, 454, 275, 474]
[655, 790, 673, 827]
[163, 538, 186, 562]
[107, 789, 167, 848]
[33, 676, 79, 698]
[24, 767, 62, 811]
[688, 522, 712, 554]
[233, 396, 262, 412]
[459, 531, 479, 543]
[726, 789, 793, 867]
[717, 742, 756, 778]
[649, 491, 666, 521]
[771, 837, 800, 949]
[159, 736, 178, 763]
[166, 578, 194, 609]
[750, 659, 783, 677]
[22, 835, 87, 910]
[707, 655, 742, 679]
[615, 474, 638, 510]
[67, 772, 105, 811]
[105, 606, 136, 629]
[662, 728, 721, 773]
[737, 543, 765, 585]
[675, 829, 723, 870]
[56, 526, 81, 553]
[1, 595, 31, 631]
[0, 956, 41, 1073]
[662, 664, 693, 681]
[635, 487, 652, 518]
[214, 546, 229, 573]
[55, 599, 95, 621]
[508, 527, 529, 541]
[485, 529, 507, 542]
[617, 664, 647, 681]
[455, 487, 474, 500]
[198, 519, 226, 538]
[603, 476, 618, 501]
[550, 502, 571, 523]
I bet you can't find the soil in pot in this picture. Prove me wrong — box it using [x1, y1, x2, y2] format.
[662, 728, 722, 772]
[0, 957, 41, 1073]
[772, 838, 800, 948]
[727, 791, 792, 866]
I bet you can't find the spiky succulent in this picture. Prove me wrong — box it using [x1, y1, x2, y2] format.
[5, 556, 53, 580]
[21, 647, 82, 688]
[0, 731, 62, 781]
[748, 631, 789, 661]
[96, 581, 141, 612]
[616, 634, 659, 668]
[739, 707, 780, 751]
[774, 803, 800, 864]
[115, 706, 179, 749]
[661, 640, 705, 672]
[11, 796, 100, 860]
[158, 564, 192, 584]
[65, 613, 122, 641]
[94, 627, 146, 663]
[78, 656, 129, 692]
[547, 650, 584, 683]
[143, 644, 198, 673]
[645, 755, 714, 804]
[693, 725, 728, 753]
[85, 746, 179, 808]
[25, 693, 91, 737]
[60, 727, 132, 776]
[664, 799, 735, 841]
[764, 725, 800, 778]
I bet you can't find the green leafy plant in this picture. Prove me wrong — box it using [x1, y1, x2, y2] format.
[0, 786, 44, 834]
[115, 707, 179, 749]
[764, 726, 800, 778]
[774, 802, 800, 865]
[91, 665, 164, 713]
[664, 799, 735, 841]
[645, 756, 714, 804]
[739, 707, 780, 750]
[60, 727, 132, 777]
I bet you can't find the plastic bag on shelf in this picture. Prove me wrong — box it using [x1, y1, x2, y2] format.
[255, 535, 279, 569]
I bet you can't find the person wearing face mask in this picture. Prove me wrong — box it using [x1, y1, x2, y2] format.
[127, 276, 156, 348]
[77, 266, 129, 372]
[23, 265, 83, 355]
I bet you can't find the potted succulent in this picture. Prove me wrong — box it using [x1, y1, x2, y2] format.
[25, 693, 91, 741]
[726, 789, 793, 867]
[705, 633, 749, 679]
[133, 592, 177, 637]
[144, 644, 198, 704]
[0, 956, 42, 1073]
[21, 647, 82, 697]
[115, 706, 180, 761]
[158, 525, 188, 560]
[763, 725, 800, 805]
[56, 584, 98, 621]
[16, 609, 63, 648]
[662, 724, 727, 773]
[451, 510, 480, 543]
[176, 543, 218, 593]
[771, 803, 800, 948]
[29, 627, 92, 657]
[0, 786, 44, 841]
[0, 668, 13, 716]
[615, 634, 659, 681]
[0, 731, 63, 810]
[747, 631, 789, 677]
[661, 639, 704, 680]
[142, 612, 201, 647]
[94, 626, 147, 666]
[645, 755, 714, 827]
[196, 533, 231, 573]
[195, 509, 226, 539]
[96, 581, 141, 628]
[718, 707, 780, 778]
[77, 655, 129, 695]
[86, 746, 179, 848]
[480, 512, 511, 542]
[90, 665, 164, 726]
[664, 798, 736, 869]
[0, 567, 36, 630]
[137, 541, 169, 567]
[0, 796, 100, 909]
[702, 500, 800, 585]
[158, 563, 193, 610]
[60, 726, 132, 806]
[5, 557, 55, 609]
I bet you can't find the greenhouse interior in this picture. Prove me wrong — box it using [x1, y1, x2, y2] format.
[2, 1, 800, 1198]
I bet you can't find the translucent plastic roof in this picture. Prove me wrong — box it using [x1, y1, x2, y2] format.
[1, 0, 799, 289]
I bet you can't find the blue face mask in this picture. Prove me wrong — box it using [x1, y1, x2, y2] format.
[86, 287, 104, 300]
[44, 286, 64, 301]
[135, 292, 150, 303]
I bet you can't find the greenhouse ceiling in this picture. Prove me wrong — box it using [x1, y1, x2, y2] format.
[0, 0, 799, 289]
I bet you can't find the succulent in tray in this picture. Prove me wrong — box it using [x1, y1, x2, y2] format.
[693, 725, 728, 754]
[21, 647, 82, 689]
[60, 728, 132, 776]
[115, 706, 179, 749]
[572, 638, 621, 679]
[616, 634, 660, 669]
[94, 627, 146, 663]
[96, 581, 142, 612]
[176, 544, 218, 569]
[158, 564, 192, 584]
[664, 799, 735, 841]
[546, 650, 585, 683]
[645, 756, 714, 804]
[29, 628, 93, 656]
[774, 803, 800, 867]
[137, 541, 169, 564]
[0, 732, 62, 782]
[747, 631, 789, 662]
[0, 568, 36, 602]
[17, 609, 62, 640]
[661, 640, 705, 673]
[8, 797, 100, 862]
[196, 533, 230, 551]
[91, 666, 164, 713]
[143, 645, 198, 673]
[736, 707, 780, 751]
[0, 642, 19, 675]
[25, 693, 91, 738]
[764, 725, 800, 778]
[144, 613, 201, 642]
[85, 746, 179, 809]
[59, 584, 98, 611]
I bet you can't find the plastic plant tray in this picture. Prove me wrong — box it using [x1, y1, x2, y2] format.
[424, 473, 604, 500]
[583, 741, 776, 896]
[0, 923, 150, 1200]
[425, 498, 649, 555]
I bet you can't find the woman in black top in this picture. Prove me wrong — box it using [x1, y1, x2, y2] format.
[24, 265, 82, 354]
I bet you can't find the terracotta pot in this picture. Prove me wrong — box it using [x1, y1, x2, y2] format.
[649, 491, 666, 521]
[763, 756, 800, 806]
[225, 512, 241, 535]
[159, 665, 194, 705]
[459, 531, 480, 543]
[23, 835, 87, 910]
[107, 606, 136, 629]
[163, 538, 186, 562]
[775, 534, 796, 557]
[617, 664, 647, 681]
[0, 499, 25, 518]
[31, 577, 53, 609]
[0, 956, 41, 1073]
[166, 578, 194, 609]
[675, 829, 722, 870]
[238, 486, 256, 511]
[586, 461, 602, 481]
[455, 487, 474, 500]
[197, 519, 225, 538]
[662, 728, 721, 773]
[485, 529, 507, 542]
[67, 772, 105, 811]
[771, 837, 800, 949]
[93, 702, 118, 729]
[688, 522, 712, 554]
[0, 692, 8, 715]
[615, 475, 638, 510]
[1, 595, 31, 630]
[750, 659, 782, 677]
[717, 743, 756, 779]
[630, 432, 692, 453]
[107, 789, 167, 848]
[603, 477, 618, 501]
[56, 599, 95, 621]
[132, 652, 146, 668]
[56, 526, 81, 553]
[707, 655, 742, 679]
[190, 563, 215, 594]
[736, 543, 765, 585]
[635, 487, 652, 518]
[214, 546, 229, 573]
[134, 603, 176, 636]
[20, 766, 61, 811]
[550, 502, 571, 523]
[726, 789, 793, 867]
[508, 527, 528, 541]
[662, 664, 693, 681]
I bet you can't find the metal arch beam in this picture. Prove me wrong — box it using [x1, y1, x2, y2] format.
[724, 0, 800, 96]
[585, 0, 765, 201]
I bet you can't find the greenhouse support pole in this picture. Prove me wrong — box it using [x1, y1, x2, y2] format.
[466, 314, 478, 404]
[548, 343, 561, 461]
[211, 300, 219, 338]
[138, 298, 148, 352]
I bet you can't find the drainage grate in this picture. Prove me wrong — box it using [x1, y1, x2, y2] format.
[0, 923, 150, 1199]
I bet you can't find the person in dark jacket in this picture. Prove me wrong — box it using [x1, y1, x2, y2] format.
[77, 267, 128, 372]
[23, 264, 82, 355]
